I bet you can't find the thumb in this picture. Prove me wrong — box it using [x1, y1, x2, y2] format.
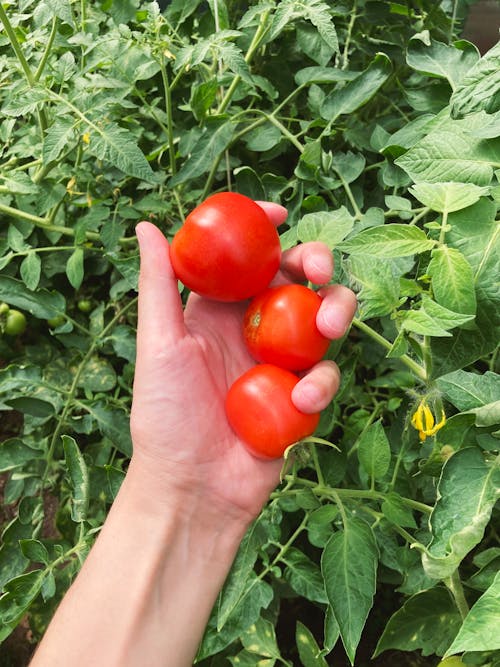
[135, 221, 186, 354]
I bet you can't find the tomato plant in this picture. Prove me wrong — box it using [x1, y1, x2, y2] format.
[225, 364, 320, 459]
[243, 284, 330, 371]
[170, 192, 281, 301]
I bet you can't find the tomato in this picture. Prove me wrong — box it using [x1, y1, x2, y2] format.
[170, 192, 281, 302]
[243, 284, 330, 371]
[77, 299, 92, 313]
[47, 314, 65, 328]
[225, 364, 320, 459]
[0, 303, 9, 317]
[4, 309, 26, 336]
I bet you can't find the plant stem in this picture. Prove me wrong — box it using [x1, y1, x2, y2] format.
[266, 114, 304, 153]
[338, 173, 362, 219]
[352, 317, 427, 381]
[342, 0, 356, 69]
[446, 569, 469, 621]
[216, 9, 271, 114]
[34, 16, 58, 82]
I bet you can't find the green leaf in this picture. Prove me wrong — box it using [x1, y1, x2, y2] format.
[420, 448, 500, 579]
[0, 276, 65, 319]
[43, 117, 76, 163]
[321, 53, 392, 122]
[407, 37, 480, 90]
[321, 518, 378, 664]
[0, 570, 45, 639]
[170, 118, 234, 186]
[78, 356, 117, 393]
[401, 295, 475, 338]
[282, 547, 327, 604]
[88, 122, 156, 183]
[20, 251, 42, 291]
[296, 621, 329, 667]
[436, 370, 500, 412]
[66, 248, 84, 290]
[241, 616, 281, 659]
[395, 116, 500, 185]
[427, 247, 476, 316]
[19, 539, 49, 565]
[0, 438, 41, 473]
[87, 401, 132, 457]
[62, 435, 89, 523]
[347, 256, 401, 319]
[357, 420, 391, 482]
[381, 492, 417, 529]
[451, 40, 500, 117]
[297, 207, 354, 247]
[373, 587, 462, 657]
[340, 224, 435, 257]
[446, 571, 500, 655]
[409, 182, 489, 213]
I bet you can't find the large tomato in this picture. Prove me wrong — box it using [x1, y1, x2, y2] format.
[170, 192, 281, 302]
[225, 364, 320, 459]
[243, 284, 330, 371]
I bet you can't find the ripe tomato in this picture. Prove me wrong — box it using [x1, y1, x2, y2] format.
[243, 284, 330, 371]
[225, 364, 320, 459]
[4, 309, 26, 336]
[170, 192, 281, 302]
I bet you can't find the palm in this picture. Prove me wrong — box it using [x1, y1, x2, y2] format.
[131, 293, 283, 518]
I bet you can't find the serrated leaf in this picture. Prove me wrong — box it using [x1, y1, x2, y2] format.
[62, 435, 89, 523]
[340, 224, 435, 257]
[347, 255, 401, 319]
[357, 420, 391, 482]
[451, 40, 500, 117]
[409, 182, 489, 213]
[43, 117, 76, 163]
[87, 401, 132, 457]
[88, 122, 156, 182]
[321, 518, 378, 664]
[446, 571, 500, 655]
[427, 247, 476, 315]
[66, 247, 84, 289]
[373, 587, 462, 657]
[282, 547, 327, 604]
[419, 448, 500, 579]
[401, 295, 475, 337]
[241, 616, 281, 659]
[395, 118, 500, 185]
[407, 37, 479, 90]
[20, 251, 41, 291]
[321, 53, 392, 122]
[298, 207, 354, 247]
[381, 492, 417, 529]
[436, 369, 500, 412]
[170, 118, 234, 186]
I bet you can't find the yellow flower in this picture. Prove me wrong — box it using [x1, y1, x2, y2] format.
[82, 132, 91, 144]
[411, 399, 446, 441]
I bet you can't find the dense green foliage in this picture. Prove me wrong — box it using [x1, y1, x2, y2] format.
[0, 0, 499, 664]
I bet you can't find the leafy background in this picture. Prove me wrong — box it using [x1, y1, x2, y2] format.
[0, 1, 499, 665]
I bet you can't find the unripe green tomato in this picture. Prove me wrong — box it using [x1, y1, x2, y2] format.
[4, 309, 27, 336]
[77, 298, 92, 313]
[47, 314, 65, 328]
[0, 302, 9, 316]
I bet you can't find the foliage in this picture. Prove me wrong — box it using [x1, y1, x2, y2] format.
[0, 0, 499, 664]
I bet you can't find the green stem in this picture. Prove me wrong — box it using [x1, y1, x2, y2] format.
[445, 569, 469, 621]
[34, 16, 58, 82]
[342, 0, 356, 69]
[352, 317, 427, 381]
[216, 9, 271, 114]
[439, 208, 449, 245]
[338, 173, 362, 219]
[266, 114, 304, 153]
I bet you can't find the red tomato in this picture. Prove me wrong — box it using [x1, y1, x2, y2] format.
[170, 192, 281, 302]
[243, 284, 330, 371]
[225, 364, 320, 459]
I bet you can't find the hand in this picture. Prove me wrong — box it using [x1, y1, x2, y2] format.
[129, 202, 357, 523]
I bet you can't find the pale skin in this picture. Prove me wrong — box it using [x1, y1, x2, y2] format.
[30, 202, 357, 667]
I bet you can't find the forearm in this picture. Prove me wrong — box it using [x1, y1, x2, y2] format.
[30, 460, 250, 667]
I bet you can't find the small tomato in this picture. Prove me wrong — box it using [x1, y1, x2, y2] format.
[225, 364, 320, 459]
[4, 309, 27, 336]
[170, 192, 281, 302]
[77, 299, 92, 313]
[243, 284, 330, 371]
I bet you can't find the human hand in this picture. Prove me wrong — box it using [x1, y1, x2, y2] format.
[129, 202, 357, 524]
